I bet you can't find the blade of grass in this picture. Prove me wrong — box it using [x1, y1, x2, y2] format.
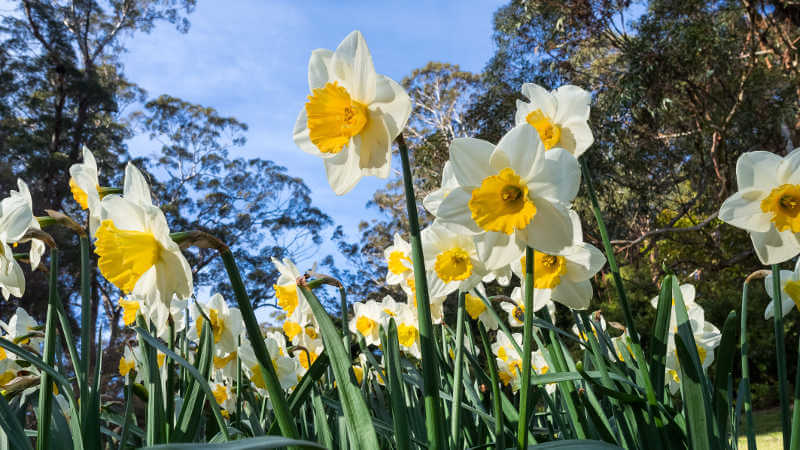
[450, 292, 467, 449]
[299, 284, 379, 449]
[518, 246, 534, 449]
[396, 134, 444, 450]
[381, 320, 410, 450]
[478, 322, 504, 450]
[36, 249, 59, 450]
[712, 311, 737, 441]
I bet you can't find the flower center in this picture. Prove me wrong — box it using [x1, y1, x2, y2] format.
[212, 384, 228, 405]
[119, 298, 140, 326]
[274, 283, 299, 315]
[434, 247, 473, 282]
[214, 352, 237, 369]
[761, 184, 800, 232]
[69, 178, 89, 210]
[356, 316, 377, 337]
[250, 364, 266, 389]
[119, 357, 135, 377]
[513, 304, 525, 323]
[521, 252, 567, 289]
[299, 350, 318, 369]
[464, 293, 486, 320]
[525, 109, 561, 150]
[305, 81, 368, 154]
[387, 250, 412, 275]
[397, 324, 419, 348]
[469, 167, 537, 234]
[383, 308, 396, 317]
[95, 219, 160, 294]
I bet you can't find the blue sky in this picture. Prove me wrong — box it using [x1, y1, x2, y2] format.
[122, 1, 505, 271]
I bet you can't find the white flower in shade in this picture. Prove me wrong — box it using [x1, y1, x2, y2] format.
[69, 146, 102, 236]
[394, 305, 421, 359]
[1, 307, 42, 355]
[349, 300, 384, 346]
[188, 294, 243, 356]
[764, 258, 800, 319]
[464, 290, 498, 330]
[664, 306, 722, 394]
[272, 257, 316, 342]
[293, 30, 412, 195]
[399, 275, 446, 325]
[482, 265, 512, 287]
[501, 286, 555, 328]
[510, 212, 606, 310]
[491, 332, 522, 364]
[719, 149, 800, 264]
[422, 221, 486, 297]
[514, 83, 593, 157]
[94, 164, 192, 307]
[571, 311, 607, 342]
[239, 335, 300, 394]
[0, 180, 34, 300]
[611, 332, 635, 362]
[135, 296, 188, 341]
[118, 345, 140, 379]
[423, 161, 459, 217]
[649, 283, 699, 311]
[294, 331, 324, 376]
[435, 125, 579, 270]
[210, 382, 236, 418]
[384, 233, 413, 285]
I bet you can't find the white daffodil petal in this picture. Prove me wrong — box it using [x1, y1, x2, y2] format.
[332, 30, 377, 103]
[718, 187, 771, 232]
[561, 119, 594, 157]
[475, 232, 524, 271]
[527, 148, 580, 204]
[764, 296, 796, 320]
[763, 270, 794, 300]
[736, 151, 782, 190]
[308, 49, 334, 90]
[436, 188, 481, 234]
[750, 227, 800, 265]
[551, 279, 592, 310]
[356, 110, 391, 177]
[292, 109, 324, 157]
[323, 146, 363, 195]
[372, 75, 411, 139]
[99, 196, 147, 231]
[449, 138, 495, 188]
[490, 125, 544, 182]
[524, 198, 574, 255]
[520, 83, 557, 118]
[123, 163, 153, 207]
[563, 243, 606, 282]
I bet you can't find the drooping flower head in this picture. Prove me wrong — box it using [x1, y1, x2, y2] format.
[434, 125, 579, 270]
[0, 180, 35, 300]
[69, 146, 103, 236]
[293, 30, 412, 195]
[719, 149, 800, 264]
[514, 83, 593, 157]
[94, 164, 193, 306]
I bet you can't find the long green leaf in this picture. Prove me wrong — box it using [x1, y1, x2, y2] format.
[36, 249, 59, 450]
[478, 322, 504, 450]
[0, 389, 32, 450]
[134, 326, 230, 441]
[740, 276, 757, 449]
[266, 353, 330, 435]
[711, 310, 737, 440]
[299, 285, 379, 450]
[523, 439, 624, 448]
[771, 264, 792, 450]
[173, 319, 213, 442]
[141, 436, 325, 449]
[649, 275, 673, 400]
[382, 320, 411, 450]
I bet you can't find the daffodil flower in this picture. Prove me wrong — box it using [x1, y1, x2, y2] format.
[94, 163, 193, 307]
[435, 125, 579, 269]
[384, 233, 413, 285]
[514, 83, 594, 157]
[764, 258, 800, 319]
[423, 161, 459, 217]
[509, 211, 606, 310]
[0, 180, 35, 300]
[239, 334, 300, 393]
[422, 221, 486, 297]
[464, 291, 498, 330]
[393, 305, 421, 359]
[664, 304, 721, 394]
[272, 257, 317, 342]
[501, 286, 555, 327]
[398, 275, 446, 324]
[719, 149, 800, 264]
[349, 300, 384, 346]
[69, 146, 102, 236]
[0, 307, 42, 356]
[571, 311, 607, 341]
[188, 293, 243, 356]
[293, 30, 412, 195]
[210, 382, 235, 418]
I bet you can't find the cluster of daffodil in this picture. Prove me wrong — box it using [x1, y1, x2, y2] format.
[0, 27, 795, 450]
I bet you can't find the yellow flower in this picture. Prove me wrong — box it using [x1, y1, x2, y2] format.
[530, 252, 567, 289]
[274, 283, 299, 315]
[464, 293, 486, 320]
[397, 324, 418, 348]
[761, 184, 800, 233]
[96, 221, 160, 294]
[387, 251, 412, 276]
[119, 356, 135, 377]
[212, 383, 228, 405]
[525, 110, 561, 150]
[434, 247, 473, 282]
[356, 316, 377, 337]
[305, 82, 369, 154]
[469, 167, 537, 235]
[283, 321, 302, 340]
[119, 298, 140, 326]
[214, 352, 237, 370]
[69, 178, 90, 210]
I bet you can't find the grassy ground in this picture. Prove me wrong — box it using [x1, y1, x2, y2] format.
[738, 408, 783, 449]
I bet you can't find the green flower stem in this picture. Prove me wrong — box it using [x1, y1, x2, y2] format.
[80, 236, 91, 377]
[791, 336, 800, 450]
[396, 134, 444, 450]
[580, 158, 638, 344]
[771, 264, 791, 449]
[518, 246, 534, 449]
[450, 292, 467, 449]
[219, 249, 298, 440]
[340, 286, 350, 354]
[478, 322, 504, 450]
[119, 373, 134, 450]
[741, 276, 757, 450]
[36, 249, 58, 450]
